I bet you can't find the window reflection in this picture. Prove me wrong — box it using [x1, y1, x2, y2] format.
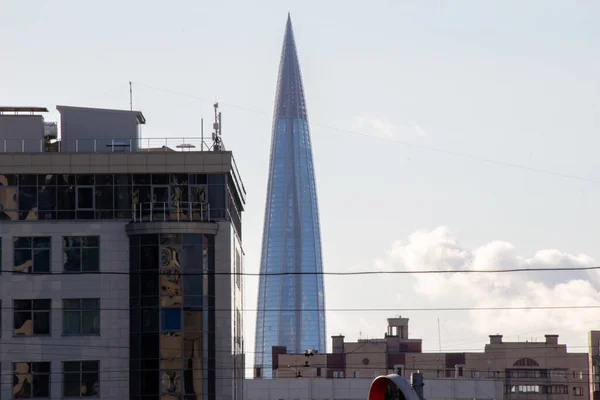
[130, 234, 213, 399]
[160, 246, 181, 307]
[0, 173, 231, 222]
[161, 369, 182, 395]
[183, 310, 204, 398]
[160, 331, 182, 360]
[13, 361, 51, 398]
[0, 186, 18, 220]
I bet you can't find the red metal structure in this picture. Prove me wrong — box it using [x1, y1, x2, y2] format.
[368, 374, 421, 400]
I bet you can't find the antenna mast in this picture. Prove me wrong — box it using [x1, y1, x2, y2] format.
[437, 318, 442, 352]
[129, 82, 133, 111]
[212, 102, 222, 151]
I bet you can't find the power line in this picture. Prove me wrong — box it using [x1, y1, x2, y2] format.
[5, 264, 600, 276]
[0, 362, 594, 376]
[1, 304, 599, 312]
[0, 341, 594, 357]
[133, 81, 600, 186]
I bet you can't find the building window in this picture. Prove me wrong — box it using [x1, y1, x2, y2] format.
[353, 371, 359, 378]
[13, 237, 51, 273]
[514, 358, 540, 367]
[13, 361, 51, 397]
[63, 360, 100, 397]
[76, 186, 95, 210]
[518, 385, 540, 393]
[255, 367, 262, 378]
[574, 387, 584, 396]
[63, 236, 100, 272]
[14, 299, 51, 335]
[63, 299, 100, 335]
[161, 308, 182, 331]
[316, 367, 321, 377]
[551, 370, 566, 379]
[235, 249, 241, 289]
[544, 385, 568, 394]
[394, 364, 404, 376]
[471, 370, 481, 378]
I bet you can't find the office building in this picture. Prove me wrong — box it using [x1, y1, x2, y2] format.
[0, 105, 245, 400]
[254, 14, 326, 379]
[255, 316, 590, 400]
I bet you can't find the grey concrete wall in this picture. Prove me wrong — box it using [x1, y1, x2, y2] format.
[0, 115, 45, 153]
[0, 220, 129, 399]
[57, 106, 141, 152]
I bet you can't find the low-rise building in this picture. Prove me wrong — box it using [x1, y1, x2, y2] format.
[250, 316, 590, 400]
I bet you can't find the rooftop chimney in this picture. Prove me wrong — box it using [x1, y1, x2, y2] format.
[545, 335, 559, 345]
[332, 335, 345, 354]
[489, 335, 503, 345]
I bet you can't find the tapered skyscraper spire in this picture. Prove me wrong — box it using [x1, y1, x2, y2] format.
[254, 15, 326, 379]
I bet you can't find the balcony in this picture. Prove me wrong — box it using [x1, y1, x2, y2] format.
[133, 201, 223, 223]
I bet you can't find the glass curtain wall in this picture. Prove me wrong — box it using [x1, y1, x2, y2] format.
[254, 15, 326, 378]
[129, 233, 215, 400]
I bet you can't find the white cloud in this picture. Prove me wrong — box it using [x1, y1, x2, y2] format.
[245, 227, 599, 375]
[351, 116, 427, 139]
[376, 226, 600, 339]
[352, 116, 396, 139]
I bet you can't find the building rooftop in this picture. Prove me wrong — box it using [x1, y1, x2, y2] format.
[0, 106, 49, 114]
[56, 105, 146, 124]
[0, 103, 246, 205]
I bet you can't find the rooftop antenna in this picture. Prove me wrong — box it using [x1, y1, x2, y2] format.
[437, 318, 442, 352]
[201, 118, 204, 150]
[212, 102, 222, 151]
[129, 81, 133, 111]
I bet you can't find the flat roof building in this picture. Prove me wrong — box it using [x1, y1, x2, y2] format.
[0, 105, 245, 400]
[257, 316, 590, 400]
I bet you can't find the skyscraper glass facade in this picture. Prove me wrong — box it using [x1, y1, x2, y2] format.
[254, 15, 326, 378]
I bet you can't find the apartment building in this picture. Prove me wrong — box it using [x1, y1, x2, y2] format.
[253, 316, 589, 400]
[0, 106, 245, 400]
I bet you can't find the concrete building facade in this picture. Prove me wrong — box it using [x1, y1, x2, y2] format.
[0, 106, 245, 400]
[257, 316, 590, 400]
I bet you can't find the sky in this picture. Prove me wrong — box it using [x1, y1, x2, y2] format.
[2, 0, 600, 375]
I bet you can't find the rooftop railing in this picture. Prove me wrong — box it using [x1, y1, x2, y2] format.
[133, 202, 217, 223]
[1, 136, 247, 202]
[0, 137, 225, 153]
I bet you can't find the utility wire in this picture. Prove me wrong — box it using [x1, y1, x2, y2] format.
[0, 364, 594, 376]
[5, 264, 600, 275]
[1, 305, 600, 312]
[0, 338, 594, 355]
[133, 81, 600, 186]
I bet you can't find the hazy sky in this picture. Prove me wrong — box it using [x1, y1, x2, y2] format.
[2, 0, 600, 374]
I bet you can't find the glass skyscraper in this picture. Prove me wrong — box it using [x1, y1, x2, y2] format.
[254, 15, 326, 378]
